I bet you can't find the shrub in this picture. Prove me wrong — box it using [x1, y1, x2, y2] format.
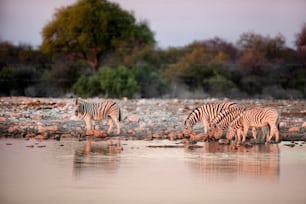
[72, 66, 140, 98]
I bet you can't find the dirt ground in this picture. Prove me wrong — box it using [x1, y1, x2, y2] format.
[0, 97, 305, 142]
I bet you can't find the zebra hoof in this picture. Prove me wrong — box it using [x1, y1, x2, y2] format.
[86, 130, 94, 136]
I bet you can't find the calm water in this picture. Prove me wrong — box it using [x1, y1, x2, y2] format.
[0, 138, 306, 204]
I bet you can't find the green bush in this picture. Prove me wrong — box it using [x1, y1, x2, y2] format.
[72, 66, 140, 98]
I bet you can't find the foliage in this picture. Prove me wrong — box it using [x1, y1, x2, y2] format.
[72, 66, 139, 98]
[295, 23, 306, 64]
[133, 62, 168, 98]
[41, 0, 155, 70]
[0, 66, 16, 95]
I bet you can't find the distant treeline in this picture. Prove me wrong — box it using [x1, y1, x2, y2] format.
[0, 0, 305, 99]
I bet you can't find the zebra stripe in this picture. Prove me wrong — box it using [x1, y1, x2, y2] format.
[227, 106, 280, 144]
[74, 98, 121, 135]
[183, 101, 238, 137]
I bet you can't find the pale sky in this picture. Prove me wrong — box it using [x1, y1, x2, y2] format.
[0, 0, 305, 49]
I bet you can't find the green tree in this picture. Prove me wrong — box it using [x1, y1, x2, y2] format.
[41, 0, 155, 70]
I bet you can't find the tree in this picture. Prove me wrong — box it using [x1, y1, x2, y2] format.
[236, 32, 286, 71]
[295, 23, 306, 64]
[41, 0, 155, 70]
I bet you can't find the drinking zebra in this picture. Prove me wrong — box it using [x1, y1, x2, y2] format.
[183, 101, 238, 138]
[74, 98, 121, 135]
[226, 106, 280, 144]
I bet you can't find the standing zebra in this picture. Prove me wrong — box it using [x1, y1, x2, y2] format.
[183, 101, 238, 138]
[226, 106, 280, 144]
[74, 98, 121, 135]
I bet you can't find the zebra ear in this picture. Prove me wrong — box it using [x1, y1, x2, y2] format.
[75, 98, 78, 105]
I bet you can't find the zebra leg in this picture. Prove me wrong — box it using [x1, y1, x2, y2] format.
[84, 116, 93, 135]
[113, 118, 120, 135]
[251, 127, 257, 140]
[241, 125, 249, 144]
[236, 128, 243, 146]
[202, 119, 209, 134]
[107, 119, 114, 134]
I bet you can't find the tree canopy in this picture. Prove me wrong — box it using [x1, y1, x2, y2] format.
[41, 0, 155, 69]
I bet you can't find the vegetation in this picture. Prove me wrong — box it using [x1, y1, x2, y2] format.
[0, 0, 305, 99]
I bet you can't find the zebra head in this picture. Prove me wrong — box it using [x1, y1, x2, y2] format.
[226, 127, 236, 140]
[183, 120, 193, 137]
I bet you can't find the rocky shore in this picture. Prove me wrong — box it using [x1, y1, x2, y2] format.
[0, 97, 305, 142]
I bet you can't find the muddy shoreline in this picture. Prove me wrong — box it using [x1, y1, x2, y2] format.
[0, 97, 305, 142]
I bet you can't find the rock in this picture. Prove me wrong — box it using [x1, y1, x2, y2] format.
[0, 117, 6, 122]
[37, 125, 58, 133]
[127, 115, 139, 122]
[30, 114, 42, 120]
[168, 132, 177, 140]
[127, 129, 135, 135]
[279, 121, 286, 128]
[25, 133, 36, 139]
[193, 133, 207, 142]
[8, 126, 19, 133]
[244, 142, 253, 148]
[218, 138, 230, 145]
[302, 122, 306, 129]
[61, 134, 72, 138]
[152, 133, 161, 139]
[34, 134, 46, 141]
[284, 143, 295, 147]
[93, 130, 106, 137]
[288, 127, 300, 133]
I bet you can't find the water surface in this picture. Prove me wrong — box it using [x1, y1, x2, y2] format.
[0, 138, 306, 204]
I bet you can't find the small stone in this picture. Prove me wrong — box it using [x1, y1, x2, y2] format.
[288, 127, 300, 133]
[127, 129, 135, 134]
[0, 117, 6, 122]
[30, 114, 42, 120]
[168, 132, 177, 141]
[218, 138, 230, 145]
[244, 142, 253, 148]
[279, 122, 286, 128]
[26, 145, 34, 148]
[61, 134, 72, 138]
[302, 122, 306, 129]
[152, 133, 161, 139]
[8, 126, 18, 133]
[284, 143, 295, 148]
[193, 133, 207, 142]
[127, 115, 139, 122]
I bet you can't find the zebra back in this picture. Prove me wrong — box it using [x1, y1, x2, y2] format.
[184, 101, 238, 127]
[211, 105, 246, 130]
[229, 106, 279, 131]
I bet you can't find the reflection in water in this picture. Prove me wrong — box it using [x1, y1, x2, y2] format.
[186, 142, 280, 182]
[1, 138, 306, 204]
[73, 138, 123, 178]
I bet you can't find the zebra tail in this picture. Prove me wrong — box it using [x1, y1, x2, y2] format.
[118, 108, 122, 122]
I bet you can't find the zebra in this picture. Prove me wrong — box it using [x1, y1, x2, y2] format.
[183, 101, 238, 138]
[209, 105, 247, 138]
[74, 98, 121, 135]
[226, 106, 280, 145]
